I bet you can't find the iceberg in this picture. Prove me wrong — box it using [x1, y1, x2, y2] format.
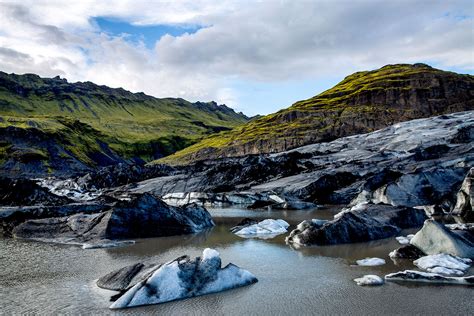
[231, 219, 290, 238]
[356, 257, 386, 266]
[106, 248, 257, 309]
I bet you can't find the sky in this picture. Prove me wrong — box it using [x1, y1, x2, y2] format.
[0, 0, 472, 116]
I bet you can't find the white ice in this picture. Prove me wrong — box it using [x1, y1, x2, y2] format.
[413, 254, 472, 275]
[202, 248, 220, 261]
[234, 219, 290, 237]
[395, 234, 415, 245]
[354, 275, 384, 286]
[356, 257, 386, 266]
[110, 248, 256, 309]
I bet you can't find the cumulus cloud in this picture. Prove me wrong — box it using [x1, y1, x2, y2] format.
[0, 0, 472, 114]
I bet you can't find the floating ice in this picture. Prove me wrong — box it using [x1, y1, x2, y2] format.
[395, 234, 415, 245]
[233, 219, 290, 238]
[413, 254, 472, 276]
[354, 275, 384, 286]
[385, 270, 474, 285]
[109, 248, 257, 309]
[356, 258, 386, 266]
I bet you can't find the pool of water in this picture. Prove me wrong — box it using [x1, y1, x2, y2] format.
[1, 206, 472, 315]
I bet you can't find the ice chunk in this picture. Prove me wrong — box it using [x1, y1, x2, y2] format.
[385, 270, 474, 285]
[413, 254, 471, 275]
[354, 275, 384, 286]
[356, 257, 386, 266]
[109, 248, 257, 309]
[233, 219, 290, 238]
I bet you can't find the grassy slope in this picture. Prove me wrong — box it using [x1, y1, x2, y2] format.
[0, 72, 249, 169]
[160, 64, 474, 164]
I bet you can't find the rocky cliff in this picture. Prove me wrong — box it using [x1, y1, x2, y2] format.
[162, 64, 474, 164]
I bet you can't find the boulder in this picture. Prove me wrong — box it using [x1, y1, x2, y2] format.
[106, 248, 258, 309]
[452, 168, 473, 220]
[12, 193, 214, 246]
[385, 270, 474, 285]
[286, 203, 426, 246]
[410, 220, 474, 258]
[0, 177, 73, 206]
[389, 244, 425, 260]
[0, 203, 109, 236]
[354, 168, 467, 209]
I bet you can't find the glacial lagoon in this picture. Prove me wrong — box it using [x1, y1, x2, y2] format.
[1, 206, 472, 315]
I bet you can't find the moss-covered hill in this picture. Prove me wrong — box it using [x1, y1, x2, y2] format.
[160, 63, 474, 165]
[0, 71, 249, 176]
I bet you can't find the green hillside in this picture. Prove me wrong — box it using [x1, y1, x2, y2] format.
[160, 63, 474, 164]
[0, 72, 249, 176]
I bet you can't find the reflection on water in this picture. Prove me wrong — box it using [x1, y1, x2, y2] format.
[0, 206, 472, 315]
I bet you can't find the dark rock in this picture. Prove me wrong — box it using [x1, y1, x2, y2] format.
[389, 244, 426, 259]
[0, 203, 109, 236]
[247, 200, 276, 209]
[286, 203, 427, 246]
[0, 177, 73, 206]
[452, 168, 473, 220]
[12, 193, 214, 246]
[97, 263, 151, 291]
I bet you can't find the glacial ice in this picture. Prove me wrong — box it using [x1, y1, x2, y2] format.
[413, 254, 472, 276]
[109, 248, 257, 309]
[356, 257, 386, 266]
[354, 275, 384, 286]
[233, 219, 290, 237]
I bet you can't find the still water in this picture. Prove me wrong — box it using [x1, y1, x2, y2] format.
[1, 207, 473, 315]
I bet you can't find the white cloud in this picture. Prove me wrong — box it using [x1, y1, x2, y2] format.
[0, 0, 472, 115]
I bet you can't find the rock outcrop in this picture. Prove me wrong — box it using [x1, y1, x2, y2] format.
[117, 111, 474, 212]
[389, 244, 425, 260]
[452, 168, 473, 220]
[12, 193, 214, 246]
[0, 177, 73, 206]
[286, 203, 427, 246]
[161, 64, 474, 164]
[101, 248, 258, 309]
[410, 220, 474, 258]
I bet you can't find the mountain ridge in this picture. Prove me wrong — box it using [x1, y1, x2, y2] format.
[159, 63, 474, 165]
[0, 71, 249, 177]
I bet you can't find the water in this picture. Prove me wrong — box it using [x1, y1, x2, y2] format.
[1, 206, 473, 315]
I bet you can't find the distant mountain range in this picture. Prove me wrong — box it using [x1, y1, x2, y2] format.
[161, 63, 474, 164]
[0, 72, 249, 176]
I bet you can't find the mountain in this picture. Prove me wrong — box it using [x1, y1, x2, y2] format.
[0, 72, 249, 177]
[160, 63, 474, 164]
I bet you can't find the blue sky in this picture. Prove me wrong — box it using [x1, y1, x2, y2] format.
[0, 1, 472, 116]
[93, 17, 202, 49]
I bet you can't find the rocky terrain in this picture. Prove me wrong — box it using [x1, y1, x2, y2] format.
[0, 68, 472, 306]
[117, 111, 473, 218]
[161, 63, 474, 164]
[1, 111, 471, 250]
